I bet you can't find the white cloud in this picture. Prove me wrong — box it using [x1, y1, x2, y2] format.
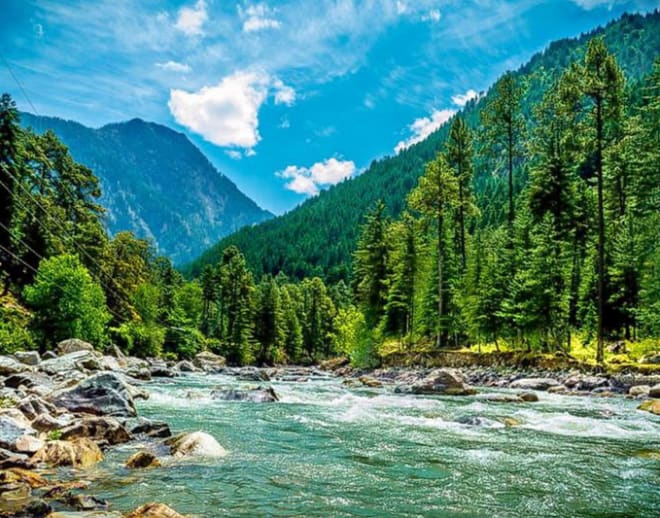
[396, 1, 408, 15]
[451, 88, 479, 106]
[225, 150, 242, 160]
[174, 0, 207, 36]
[395, 109, 455, 154]
[239, 3, 281, 32]
[155, 60, 192, 73]
[278, 158, 356, 195]
[34, 23, 44, 38]
[422, 9, 441, 22]
[169, 70, 270, 149]
[272, 78, 296, 105]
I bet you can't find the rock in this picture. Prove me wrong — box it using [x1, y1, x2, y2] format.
[0, 416, 35, 451]
[13, 351, 41, 366]
[41, 351, 57, 360]
[39, 351, 101, 376]
[455, 415, 500, 427]
[192, 351, 226, 373]
[0, 356, 30, 375]
[517, 391, 539, 402]
[649, 384, 660, 398]
[628, 385, 650, 397]
[31, 438, 103, 468]
[175, 361, 196, 373]
[637, 399, 660, 416]
[237, 367, 270, 382]
[47, 512, 122, 517]
[509, 378, 559, 391]
[0, 467, 48, 488]
[358, 376, 382, 388]
[149, 365, 178, 378]
[65, 494, 110, 511]
[547, 385, 567, 394]
[49, 372, 137, 417]
[0, 447, 33, 469]
[166, 431, 227, 458]
[123, 417, 171, 439]
[109, 344, 126, 359]
[502, 417, 521, 427]
[210, 386, 279, 403]
[477, 393, 525, 403]
[31, 414, 69, 433]
[14, 435, 44, 455]
[125, 503, 188, 518]
[126, 451, 160, 469]
[578, 376, 609, 391]
[12, 498, 52, 517]
[399, 369, 476, 396]
[57, 339, 94, 355]
[59, 417, 131, 445]
[16, 396, 58, 421]
[126, 367, 152, 381]
[98, 356, 122, 371]
[3, 372, 53, 391]
[319, 357, 350, 371]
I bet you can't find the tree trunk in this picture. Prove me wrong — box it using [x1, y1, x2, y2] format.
[596, 99, 605, 364]
[437, 212, 444, 349]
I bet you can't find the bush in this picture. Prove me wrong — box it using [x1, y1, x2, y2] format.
[111, 321, 164, 358]
[0, 300, 34, 354]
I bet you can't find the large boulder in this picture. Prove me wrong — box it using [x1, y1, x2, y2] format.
[125, 503, 188, 518]
[57, 339, 94, 355]
[39, 351, 101, 376]
[396, 369, 476, 396]
[211, 386, 279, 403]
[0, 416, 35, 451]
[509, 378, 560, 391]
[31, 438, 103, 468]
[193, 351, 226, 373]
[166, 431, 227, 458]
[13, 351, 41, 366]
[0, 356, 30, 376]
[59, 417, 131, 445]
[175, 361, 197, 373]
[629, 385, 650, 397]
[49, 372, 137, 417]
[3, 372, 53, 392]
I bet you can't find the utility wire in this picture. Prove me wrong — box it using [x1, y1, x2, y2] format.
[0, 52, 40, 116]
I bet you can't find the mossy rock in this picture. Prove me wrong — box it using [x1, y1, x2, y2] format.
[637, 399, 660, 415]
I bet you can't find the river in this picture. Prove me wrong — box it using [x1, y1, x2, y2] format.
[92, 372, 659, 517]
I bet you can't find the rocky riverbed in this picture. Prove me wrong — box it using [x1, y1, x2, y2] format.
[1, 341, 659, 517]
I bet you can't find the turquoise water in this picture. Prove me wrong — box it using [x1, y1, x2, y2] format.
[94, 374, 659, 517]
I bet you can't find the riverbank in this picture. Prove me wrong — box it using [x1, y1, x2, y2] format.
[1, 342, 659, 517]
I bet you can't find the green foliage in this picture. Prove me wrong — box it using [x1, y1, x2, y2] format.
[24, 254, 110, 348]
[333, 305, 379, 368]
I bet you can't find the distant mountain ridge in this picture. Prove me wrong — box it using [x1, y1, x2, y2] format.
[20, 113, 272, 264]
[184, 9, 660, 281]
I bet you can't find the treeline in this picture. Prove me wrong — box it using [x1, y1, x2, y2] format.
[350, 42, 659, 364]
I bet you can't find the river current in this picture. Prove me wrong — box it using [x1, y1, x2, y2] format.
[91, 373, 659, 517]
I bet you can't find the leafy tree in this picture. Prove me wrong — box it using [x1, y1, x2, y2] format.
[24, 254, 110, 348]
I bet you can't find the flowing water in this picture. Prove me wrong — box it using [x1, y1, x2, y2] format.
[91, 373, 659, 517]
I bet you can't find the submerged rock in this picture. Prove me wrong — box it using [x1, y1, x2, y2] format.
[123, 417, 171, 439]
[211, 386, 279, 403]
[455, 415, 501, 427]
[509, 378, 559, 391]
[126, 451, 160, 469]
[477, 393, 525, 403]
[517, 391, 539, 402]
[59, 417, 131, 445]
[49, 372, 137, 417]
[637, 399, 660, 416]
[125, 502, 188, 518]
[31, 438, 103, 468]
[358, 376, 382, 388]
[166, 431, 227, 458]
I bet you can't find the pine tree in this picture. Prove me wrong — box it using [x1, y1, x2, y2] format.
[352, 200, 390, 327]
[254, 276, 286, 364]
[582, 37, 625, 362]
[0, 94, 20, 294]
[481, 72, 525, 226]
[408, 153, 459, 347]
[446, 116, 475, 270]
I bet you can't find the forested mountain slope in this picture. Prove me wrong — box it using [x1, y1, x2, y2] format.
[184, 10, 659, 282]
[21, 114, 272, 264]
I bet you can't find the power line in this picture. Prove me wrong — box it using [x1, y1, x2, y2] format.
[0, 174, 134, 314]
[0, 53, 40, 116]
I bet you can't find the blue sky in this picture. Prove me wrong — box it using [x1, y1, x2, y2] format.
[1, 0, 657, 214]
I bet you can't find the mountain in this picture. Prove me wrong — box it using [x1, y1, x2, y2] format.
[20, 114, 272, 264]
[184, 10, 660, 282]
